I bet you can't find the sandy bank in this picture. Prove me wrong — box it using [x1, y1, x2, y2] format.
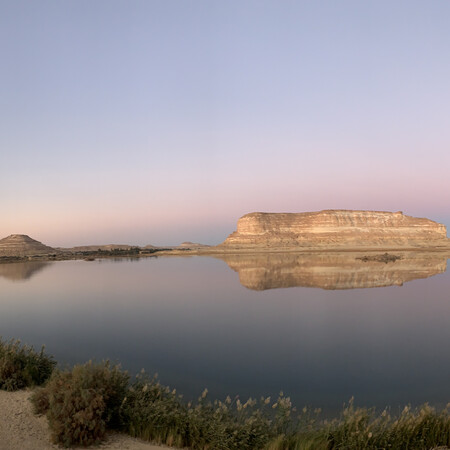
[0, 390, 169, 450]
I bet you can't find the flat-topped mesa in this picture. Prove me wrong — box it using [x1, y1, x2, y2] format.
[219, 210, 449, 250]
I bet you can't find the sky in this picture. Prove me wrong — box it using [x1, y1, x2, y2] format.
[1, 0, 449, 246]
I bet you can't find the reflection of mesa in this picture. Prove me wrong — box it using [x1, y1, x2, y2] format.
[219, 210, 450, 250]
[217, 252, 448, 290]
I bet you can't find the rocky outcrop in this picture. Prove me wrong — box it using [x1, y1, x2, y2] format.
[219, 210, 450, 250]
[217, 252, 447, 290]
[0, 235, 58, 257]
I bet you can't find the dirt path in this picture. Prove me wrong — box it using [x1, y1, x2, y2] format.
[0, 390, 168, 450]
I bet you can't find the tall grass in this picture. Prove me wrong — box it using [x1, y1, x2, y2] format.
[0, 338, 446, 449]
[0, 338, 55, 391]
[121, 376, 450, 450]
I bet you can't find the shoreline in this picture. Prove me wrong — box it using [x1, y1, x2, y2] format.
[1, 245, 450, 265]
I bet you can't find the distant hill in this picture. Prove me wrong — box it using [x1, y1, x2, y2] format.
[59, 244, 139, 253]
[0, 235, 58, 256]
[177, 242, 211, 249]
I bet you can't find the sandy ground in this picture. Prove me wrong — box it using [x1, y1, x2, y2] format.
[0, 390, 168, 450]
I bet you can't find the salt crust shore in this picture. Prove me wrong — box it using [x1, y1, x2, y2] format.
[0, 390, 168, 450]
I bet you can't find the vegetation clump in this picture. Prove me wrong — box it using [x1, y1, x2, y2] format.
[356, 252, 402, 263]
[1, 338, 448, 449]
[119, 378, 450, 449]
[0, 338, 55, 391]
[32, 361, 129, 447]
[121, 373, 286, 449]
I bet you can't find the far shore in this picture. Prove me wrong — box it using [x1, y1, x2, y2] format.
[2, 245, 450, 265]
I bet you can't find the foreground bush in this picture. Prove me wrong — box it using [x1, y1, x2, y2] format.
[15, 344, 447, 449]
[32, 361, 129, 447]
[0, 338, 55, 391]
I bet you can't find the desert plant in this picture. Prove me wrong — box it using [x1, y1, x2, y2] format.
[121, 374, 304, 449]
[121, 381, 450, 450]
[0, 338, 55, 391]
[31, 361, 129, 447]
[31, 385, 51, 415]
[320, 399, 450, 450]
[17, 342, 449, 450]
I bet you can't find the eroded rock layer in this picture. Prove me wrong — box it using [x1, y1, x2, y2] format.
[0, 235, 57, 257]
[220, 211, 449, 250]
[217, 252, 447, 290]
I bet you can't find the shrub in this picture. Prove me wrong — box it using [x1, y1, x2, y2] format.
[121, 381, 450, 450]
[17, 343, 449, 450]
[31, 386, 51, 415]
[120, 374, 299, 449]
[0, 338, 55, 391]
[31, 361, 129, 447]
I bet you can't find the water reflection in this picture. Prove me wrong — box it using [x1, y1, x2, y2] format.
[0, 256, 449, 414]
[216, 252, 448, 290]
[0, 261, 52, 281]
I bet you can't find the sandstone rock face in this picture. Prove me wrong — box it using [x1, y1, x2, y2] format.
[0, 235, 57, 257]
[220, 211, 449, 250]
[217, 252, 447, 290]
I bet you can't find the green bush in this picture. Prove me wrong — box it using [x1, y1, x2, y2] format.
[31, 361, 129, 447]
[0, 338, 55, 391]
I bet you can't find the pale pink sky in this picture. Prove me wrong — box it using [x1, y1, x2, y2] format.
[1, 1, 449, 246]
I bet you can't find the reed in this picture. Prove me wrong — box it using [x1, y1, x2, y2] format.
[120, 376, 450, 449]
[1, 338, 446, 449]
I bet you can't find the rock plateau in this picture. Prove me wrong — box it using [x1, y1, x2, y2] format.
[219, 210, 450, 250]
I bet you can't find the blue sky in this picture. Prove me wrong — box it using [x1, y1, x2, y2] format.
[1, 1, 449, 246]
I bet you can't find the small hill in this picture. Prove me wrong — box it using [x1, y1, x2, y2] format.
[60, 244, 138, 253]
[0, 235, 57, 257]
[177, 241, 211, 249]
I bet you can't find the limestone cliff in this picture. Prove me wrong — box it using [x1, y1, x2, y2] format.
[217, 252, 447, 290]
[219, 210, 449, 250]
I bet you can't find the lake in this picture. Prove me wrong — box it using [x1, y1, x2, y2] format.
[0, 253, 449, 414]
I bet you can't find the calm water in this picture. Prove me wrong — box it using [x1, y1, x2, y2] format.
[0, 254, 449, 414]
